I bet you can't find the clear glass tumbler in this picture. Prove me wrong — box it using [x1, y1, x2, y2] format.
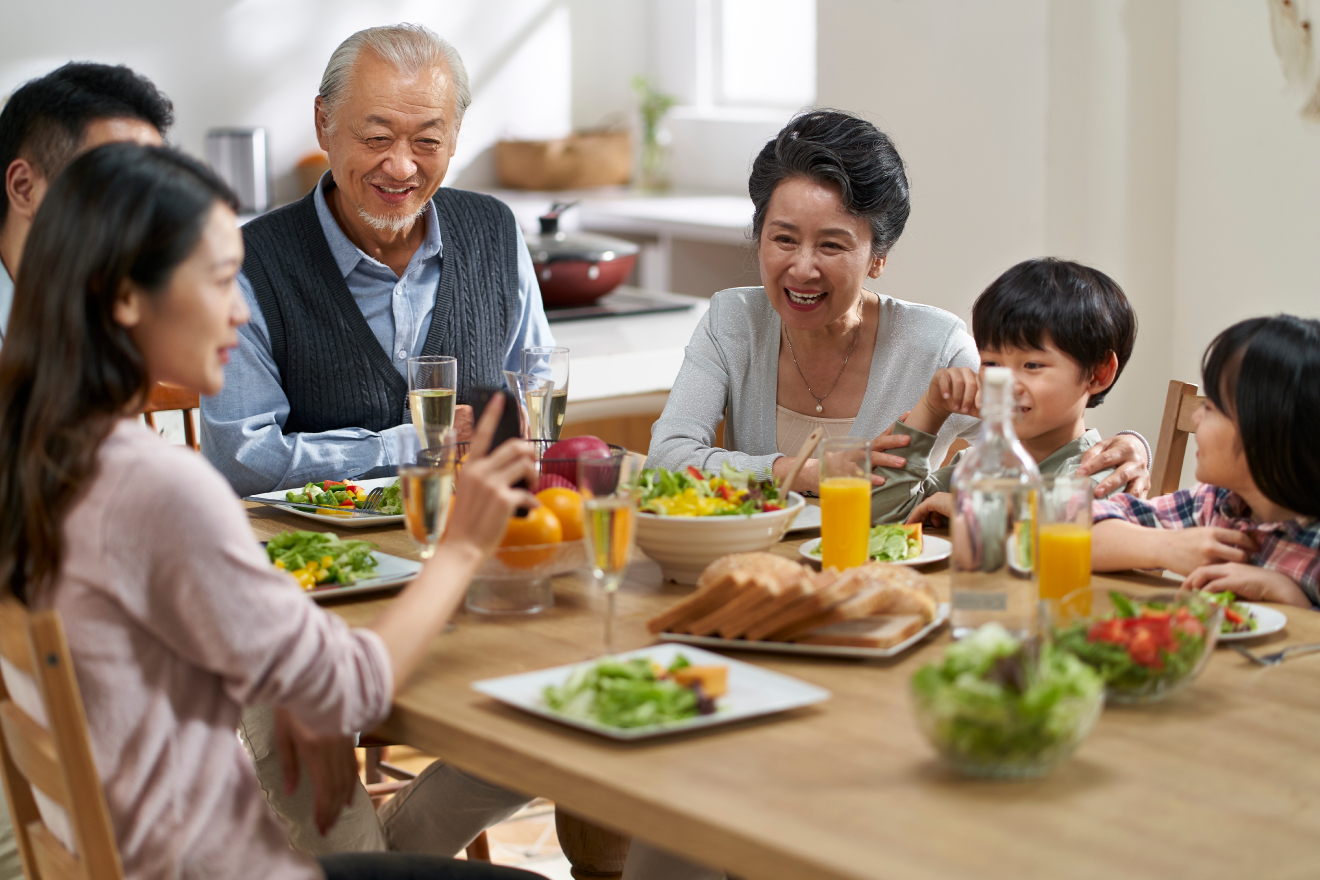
[818, 438, 872, 571]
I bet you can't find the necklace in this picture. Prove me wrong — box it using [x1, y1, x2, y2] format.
[783, 319, 862, 413]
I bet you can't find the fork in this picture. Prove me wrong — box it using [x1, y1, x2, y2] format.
[360, 487, 385, 511]
[1233, 642, 1320, 667]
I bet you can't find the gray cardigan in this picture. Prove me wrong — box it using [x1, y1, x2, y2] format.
[646, 287, 981, 479]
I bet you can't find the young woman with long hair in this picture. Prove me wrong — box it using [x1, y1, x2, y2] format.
[0, 142, 540, 880]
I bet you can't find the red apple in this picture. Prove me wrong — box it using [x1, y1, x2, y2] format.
[541, 435, 612, 485]
[536, 472, 577, 492]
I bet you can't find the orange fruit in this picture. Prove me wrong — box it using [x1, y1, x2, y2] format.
[536, 487, 585, 542]
[498, 505, 562, 568]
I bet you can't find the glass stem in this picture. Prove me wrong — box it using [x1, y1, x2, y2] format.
[604, 588, 616, 656]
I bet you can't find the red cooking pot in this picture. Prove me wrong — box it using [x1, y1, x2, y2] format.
[527, 202, 639, 307]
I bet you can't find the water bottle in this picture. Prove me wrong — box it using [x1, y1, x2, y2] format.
[949, 367, 1042, 639]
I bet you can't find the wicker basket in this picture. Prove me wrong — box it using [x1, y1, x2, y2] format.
[495, 130, 631, 190]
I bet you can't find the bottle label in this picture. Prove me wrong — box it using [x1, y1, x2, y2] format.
[952, 591, 1008, 611]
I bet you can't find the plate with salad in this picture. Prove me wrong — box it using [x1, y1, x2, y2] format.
[471, 644, 830, 741]
[246, 476, 404, 528]
[1203, 591, 1287, 641]
[265, 530, 421, 602]
[798, 524, 952, 567]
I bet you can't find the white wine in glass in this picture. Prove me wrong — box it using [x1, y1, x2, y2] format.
[578, 452, 639, 655]
[408, 388, 456, 448]
[400, 463, 455, 560]
[522, 346, 570, 441]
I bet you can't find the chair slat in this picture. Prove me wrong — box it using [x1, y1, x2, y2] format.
[28, 821, 84, 880]
[1151, 380, 1204, 497]
[0, 599, 35, 675]
[0, 702, 67, 807]
[143, 384, 200, 414]
[1175, 393, 1201, 434]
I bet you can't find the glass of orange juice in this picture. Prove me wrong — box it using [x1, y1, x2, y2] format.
[818, 438, 871, 571]
[1038, 475, 1092, 614]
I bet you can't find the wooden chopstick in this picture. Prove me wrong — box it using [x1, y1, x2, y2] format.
[778, 426, 824, 496]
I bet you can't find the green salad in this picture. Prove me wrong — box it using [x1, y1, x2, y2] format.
[808, 523, 921, 563]
[284, 479, 402, 516]
[911, 624, 1103, 769]
[1204, 590, 1257, 635]
[638, 463, 785, 516]
[266, 530, 380, 589]
[542, 654, 719, 728]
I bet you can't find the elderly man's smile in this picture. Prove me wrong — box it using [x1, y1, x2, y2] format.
[369, 181, 419, 206]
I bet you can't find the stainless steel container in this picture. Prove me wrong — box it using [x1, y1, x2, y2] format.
[205, 128, 270, 213]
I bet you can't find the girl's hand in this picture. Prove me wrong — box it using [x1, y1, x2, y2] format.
[906, 492, 952, 528]
[443, 396, 538, 557]
[1159, 527, 1256, 575]
[1076, 434, 1152, 499]
[1183, 563, 1312, 608]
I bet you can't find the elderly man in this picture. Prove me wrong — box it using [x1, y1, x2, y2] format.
[0, 62, 170, 348]
[201, 23, 553, 496]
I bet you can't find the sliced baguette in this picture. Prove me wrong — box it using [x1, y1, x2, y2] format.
[742, 567, 868, 642]
[770, 564, 936, 641]
[646, 572, 749, 634]
[716, 574, 814, 638]
[792, 614, 926, 648]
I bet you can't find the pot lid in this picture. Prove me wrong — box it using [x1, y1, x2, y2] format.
[527, 201, 639, 263]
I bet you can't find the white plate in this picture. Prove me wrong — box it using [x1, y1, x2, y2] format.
[798, 534, 953, 568]
[1217, 602, 1287, 642]
[787, 504, 821, 532]
[305, 551, 421, 603]
[246, 476, 403, 528]
[470, 644, 830, 740]
[660, 603, 951, 660]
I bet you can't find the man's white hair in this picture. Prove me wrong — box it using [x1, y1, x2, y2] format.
[319, 23, 471, 130]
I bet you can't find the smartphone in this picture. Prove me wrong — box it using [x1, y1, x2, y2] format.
[470, 386, 531, 515]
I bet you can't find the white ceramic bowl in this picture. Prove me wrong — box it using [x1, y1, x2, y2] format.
[633, 493, 807, 584]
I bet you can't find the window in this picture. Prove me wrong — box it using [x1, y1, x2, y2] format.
[716, 0, 816, 108]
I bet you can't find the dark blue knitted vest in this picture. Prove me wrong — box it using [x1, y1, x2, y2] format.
[239, 186, 520, 435]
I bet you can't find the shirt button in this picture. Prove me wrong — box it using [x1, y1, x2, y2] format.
[397, 350, 407, 359]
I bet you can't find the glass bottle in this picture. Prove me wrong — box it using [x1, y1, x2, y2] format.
[949, 367, 1042, 639]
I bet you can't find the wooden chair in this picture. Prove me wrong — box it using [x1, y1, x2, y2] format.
[0, 597, 123, 880]
[142, 383, 200, 452]
[1150, 380, 1206, 497]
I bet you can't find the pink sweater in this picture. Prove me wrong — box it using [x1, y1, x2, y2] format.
[38, 421, 393, 879]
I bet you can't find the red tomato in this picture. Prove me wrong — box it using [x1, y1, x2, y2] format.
[1128, 628, 1163, 669]
[1088, 619, 1127, 645]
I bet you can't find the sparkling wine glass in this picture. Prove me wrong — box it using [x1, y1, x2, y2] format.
[408, 356, 458, 450]
[400, 441, 457, 560]
[521, 347, 570, 441]
[502, 370, 555, 441]
[578, 451, 639, 655]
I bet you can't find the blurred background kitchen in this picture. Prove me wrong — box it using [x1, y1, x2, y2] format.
[3, 0, 1318, 473]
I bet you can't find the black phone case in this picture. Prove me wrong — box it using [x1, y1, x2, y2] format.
[470, 386, 531, 514]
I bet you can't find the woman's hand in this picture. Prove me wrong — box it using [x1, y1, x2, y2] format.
[906, 492, 952, 528]
[1076, 433, 1151, 499]
[273, 707, 358, 836]
[1158, 528, 1256, 576]
[773, 426, 912, 492]
[1182, 563, 1312, 608]
[444, 395, 539, 558]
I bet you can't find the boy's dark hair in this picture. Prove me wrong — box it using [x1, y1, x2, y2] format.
[1202, 314, 1320, 518]
[0, 62, 174, 223]
[972, 258, 1137, 407]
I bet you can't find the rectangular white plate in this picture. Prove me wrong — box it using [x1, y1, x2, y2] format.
[659, 603, 951, 660]
[305, 551, 421, 603]
[471, 643, 830, 740]
[787, 504, 821, 532]
[247, 476, 403, 528]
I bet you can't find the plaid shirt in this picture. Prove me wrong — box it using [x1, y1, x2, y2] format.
[1093, 484, 1320, 605]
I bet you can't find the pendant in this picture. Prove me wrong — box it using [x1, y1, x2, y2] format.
[816, 404, 823, 413]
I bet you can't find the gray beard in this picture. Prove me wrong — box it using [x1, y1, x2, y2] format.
[356, 202, 426, 234]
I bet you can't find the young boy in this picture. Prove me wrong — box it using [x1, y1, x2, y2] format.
[871, 258, 1138, 525]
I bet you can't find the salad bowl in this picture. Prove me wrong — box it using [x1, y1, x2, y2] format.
[635, 493, 807, 583]
[1051, 588, 1223, 705]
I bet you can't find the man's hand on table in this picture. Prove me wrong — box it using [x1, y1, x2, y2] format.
[274, 707, 358, 836]
[453, 404, 475, 442]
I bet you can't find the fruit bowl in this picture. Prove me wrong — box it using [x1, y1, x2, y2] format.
[1050, 588, 1223, 705]
[466, 539, 587, 615]
[633, 493, 807, 584]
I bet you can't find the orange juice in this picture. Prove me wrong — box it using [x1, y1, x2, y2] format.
[819, 477, 871, 571]
[1039, 523, 1091, 603]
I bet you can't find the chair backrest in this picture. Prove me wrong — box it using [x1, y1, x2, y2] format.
[0, 597, 122, 880]
[142, 383, 200, 452]
[1150, 380, 1206, 497]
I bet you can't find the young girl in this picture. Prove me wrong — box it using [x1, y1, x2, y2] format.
[1092, 315, 1320, 607]
[0, 143, 540, 880]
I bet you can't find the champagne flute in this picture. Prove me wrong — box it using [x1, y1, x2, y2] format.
[399, 440, 457, 561]
[408, 356, 458, 449]
[502, 371, 555, 441]
[578, 451, 639, 655]
[521, 346, 570, 441]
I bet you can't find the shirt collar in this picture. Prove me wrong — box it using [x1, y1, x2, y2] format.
[311, 172, 443, 279]
[0, 257, 14, 341]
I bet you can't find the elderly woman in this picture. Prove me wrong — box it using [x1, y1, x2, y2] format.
[647, 110, 1151, 502]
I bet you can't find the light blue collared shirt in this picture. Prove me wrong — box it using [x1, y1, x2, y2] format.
[0, 259, 13, 346]
[201, 175, 554, 496]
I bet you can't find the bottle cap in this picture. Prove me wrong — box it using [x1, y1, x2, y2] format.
[982, 366, 1012, 388]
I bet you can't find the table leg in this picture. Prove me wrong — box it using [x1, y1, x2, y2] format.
[554, 806, 631, 879]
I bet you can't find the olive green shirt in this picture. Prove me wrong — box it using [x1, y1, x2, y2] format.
[870, 423, 1118, 524]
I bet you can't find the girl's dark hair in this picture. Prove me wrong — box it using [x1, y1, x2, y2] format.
[0, 143, 237, 601]
[972, 258, 1137, 407]
[749, 109, 910, 259]
[1201, 314, 1320, 517]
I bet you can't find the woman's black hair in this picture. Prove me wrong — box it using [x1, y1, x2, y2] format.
[1201, 314, 1320, 517]
[972, 258, 1137, 407]
[749, 109, 910, 259]
[0, 142, 237, 600]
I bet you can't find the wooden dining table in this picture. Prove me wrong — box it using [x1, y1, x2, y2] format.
[244, 502, 1320, 880]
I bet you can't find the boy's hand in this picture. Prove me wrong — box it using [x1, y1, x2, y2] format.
[1159, 528, 1256, 575]
[1183, 563, 1312, 608]
[906, 492, 952, 528]
[907, 368, 980, 435]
